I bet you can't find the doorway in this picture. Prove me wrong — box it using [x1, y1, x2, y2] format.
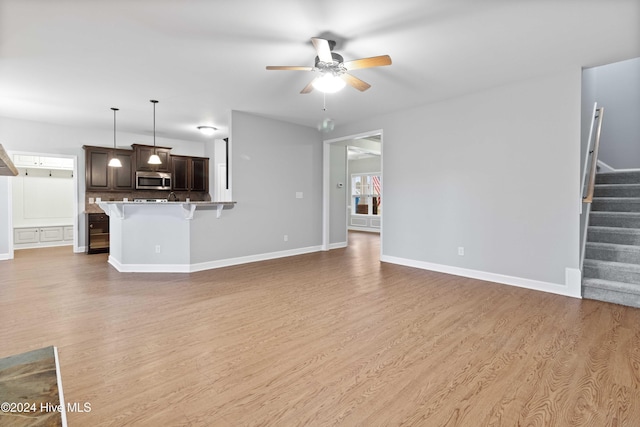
[322, 129, 383, 257]
[7, 151, 79, 258]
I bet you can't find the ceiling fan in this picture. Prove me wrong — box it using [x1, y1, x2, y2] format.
[266, 37, 392, 94]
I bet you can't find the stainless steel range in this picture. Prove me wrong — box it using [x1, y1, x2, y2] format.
[133, 198, 168, 203]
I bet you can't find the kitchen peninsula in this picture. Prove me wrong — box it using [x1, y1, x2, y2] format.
[98, 201, 235, 272]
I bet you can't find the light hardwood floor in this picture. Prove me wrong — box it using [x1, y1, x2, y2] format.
[1, 232, 639, 426]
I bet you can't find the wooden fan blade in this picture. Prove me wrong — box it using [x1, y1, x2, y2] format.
[344, 55, 392, 70]
[300, 78, 317, 94]
[341, 73, 371, 91]
[266, 66, 314, 71]
[311, 38, 333, 63]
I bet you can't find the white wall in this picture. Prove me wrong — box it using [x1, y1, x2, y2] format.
[189, 111, 323, 263]
[0, 177, 9, 259]
[0, 116, 206, 255]
[333, 69, 582, 292]
[12, 168, 74, 228]
[588, 57, 640, 169]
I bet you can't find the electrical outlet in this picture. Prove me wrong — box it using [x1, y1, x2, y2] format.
[155, 245, 161, 253]
[458, 247, 465, 256]
[284, 235, 288, 242]
[296, 192, 303, 199]
[88, 197, 94, 204]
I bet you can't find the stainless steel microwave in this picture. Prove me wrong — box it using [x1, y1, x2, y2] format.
[136, 171, 172, 190]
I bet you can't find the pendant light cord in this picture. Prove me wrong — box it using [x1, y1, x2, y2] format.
[151, 100, 158, 154]
[111, 107, 119, 149]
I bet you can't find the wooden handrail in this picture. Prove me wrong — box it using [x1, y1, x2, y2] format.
[583, 107, 604, 203]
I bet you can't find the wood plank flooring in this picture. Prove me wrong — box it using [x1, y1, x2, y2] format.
[1, 232, 639, 426]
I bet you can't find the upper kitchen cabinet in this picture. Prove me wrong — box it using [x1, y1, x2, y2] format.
[84, 145, 134, 191]
[132, 144, 172, 172]
[171, 155, 209, 193]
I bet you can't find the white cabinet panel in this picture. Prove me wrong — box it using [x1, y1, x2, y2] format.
[14, 228, 39, 244]
[39, 227, 64, 242]
[13, 155, 74, 170]
[14, 225, 72, 247]
[13, 155, 40, 167]
[63, 226, 74, 241]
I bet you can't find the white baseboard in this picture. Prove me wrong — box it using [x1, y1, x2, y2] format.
[328, 241, 347, 250]
[381, 255, 582, 299]
[108, 245, 324, 273]
[0, 252, 11, 261]
[108, 257, 191, 273]
[190, 245, 323, 272]
[14, 241, 73, 250]
[348, 227, 380, 233]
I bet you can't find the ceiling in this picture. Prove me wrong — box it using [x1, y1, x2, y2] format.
[1, 0, 639, 143]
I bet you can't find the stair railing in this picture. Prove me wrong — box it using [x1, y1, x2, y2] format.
[581, 105, 604, 203]
[580, 104, 604, 270]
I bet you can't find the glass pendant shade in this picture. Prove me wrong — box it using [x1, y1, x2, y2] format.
[148, 154, 162, 164]
[312, 73, 346, 93]
[108, 107, 122, 167]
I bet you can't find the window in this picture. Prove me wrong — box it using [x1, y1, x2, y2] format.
[351, 173, 381, 216]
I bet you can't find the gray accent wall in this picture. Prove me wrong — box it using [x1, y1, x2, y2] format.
[333, 69, 582, 285]
[329, 144, 347, 246]
[189, 111, 323, 263]
[585, 57, 640, 169]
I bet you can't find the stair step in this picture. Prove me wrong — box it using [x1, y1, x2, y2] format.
[582, 278, 640, 308]
[596, 171, 640, 185]
[594, 184, 640, 198]
[589, 212, 640, 229]
[591, 197, 640, 212]
[585, 242, 640, 264]
[587, 226, 640, 245]
[583, 259, 640, 284]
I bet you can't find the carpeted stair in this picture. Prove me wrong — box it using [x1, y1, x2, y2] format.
[583, 171, 640, 308]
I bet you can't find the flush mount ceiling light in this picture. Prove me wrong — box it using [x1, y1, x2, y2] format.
[148, 99, 162, 165]
[108, 107, 122, 168]
[197, 126, 217, 136]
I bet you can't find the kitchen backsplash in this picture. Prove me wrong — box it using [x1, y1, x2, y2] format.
[85, 190, 210, 213]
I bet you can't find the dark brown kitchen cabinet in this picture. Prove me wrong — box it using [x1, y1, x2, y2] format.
[87, 213, 109, 254]
[84, 146, 134, 191]
[133, 144, 172, 172]
[171, 155, 209, 192]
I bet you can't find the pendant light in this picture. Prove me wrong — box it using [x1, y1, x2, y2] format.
[108, 107, 122, 167]
[148, 99, 162, 165]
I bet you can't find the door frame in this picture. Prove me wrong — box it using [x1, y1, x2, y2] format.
[6, 150, 80, 258]
[322, 129, 383, 254]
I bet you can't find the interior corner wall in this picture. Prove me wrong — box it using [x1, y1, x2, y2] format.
[189, 111, 323, 263]
[333, 69, 582, 287]
[589, 57, 640, 169]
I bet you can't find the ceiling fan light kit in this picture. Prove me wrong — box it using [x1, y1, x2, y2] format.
[267, 37, 391, 94]
[312, 73, 346, 93]
[266, 36, 391, 94]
